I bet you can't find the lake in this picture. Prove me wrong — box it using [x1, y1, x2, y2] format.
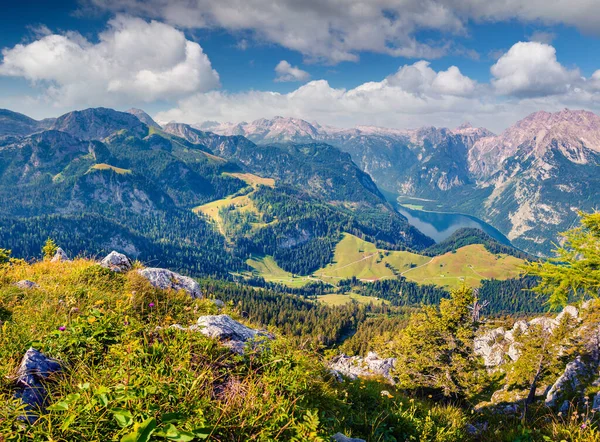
[394, 203, 512, 246]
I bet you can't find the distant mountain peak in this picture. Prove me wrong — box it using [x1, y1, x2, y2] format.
[51, 107, 148, 141]
[126, 108, 161, 129]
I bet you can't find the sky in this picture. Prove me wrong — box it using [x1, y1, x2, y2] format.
[1, 0, 600, 132]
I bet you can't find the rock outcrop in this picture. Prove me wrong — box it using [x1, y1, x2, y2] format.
[545, 357, 589, 407]
[475, 306, 580, 368]
[14, 280, 39, 289]
[14, 348, 61, 422]
[195, 314, 273, 353]
[50, 248, 70, 263]
[138, 268, 202, 298]
[329, 352, 396, 384]
[100, 251, 132, 273]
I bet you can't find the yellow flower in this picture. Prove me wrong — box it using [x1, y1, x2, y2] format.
[87, 316, 97, 324]
[94, 300, 105, 306]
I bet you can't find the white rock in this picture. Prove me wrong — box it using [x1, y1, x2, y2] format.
[329, 352, 396, 384]
[137, 268, 202, 298]
[474, 327, 508, 367]
[196, 314, 272, 354]
[14, 280, 39, 289]
[50, 248, 70, 263]
[545, 357, 589, 407]
[556, 305, 579, 323]
[100, 251, 132, 272]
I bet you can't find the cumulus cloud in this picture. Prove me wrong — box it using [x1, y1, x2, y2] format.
[153, 61, 489, 131]
[490, 41, 580, 97]
[85, 0, 460, 63]
[151, 42, 600, 134]
[385, 61, 476, 97]
[87, 0, 600, 64]
[0, 15, 219, 107]
[274, 61, 310, 82]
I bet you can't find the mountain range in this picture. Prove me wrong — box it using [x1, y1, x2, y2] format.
[0, 107, 431, 279]
[203, 110, 600, 255]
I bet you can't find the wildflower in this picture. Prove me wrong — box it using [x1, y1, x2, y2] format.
[581, 423, 587, 429]
[149, 302, 155, 308]
[58, 326, 66, 331]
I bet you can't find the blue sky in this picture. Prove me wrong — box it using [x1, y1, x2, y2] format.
[1, 0, 600, 132]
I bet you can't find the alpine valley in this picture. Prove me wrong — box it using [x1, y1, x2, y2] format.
[2, 105, 600, 441]
[206, 109, 600, 256]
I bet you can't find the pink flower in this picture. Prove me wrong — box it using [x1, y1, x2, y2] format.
[149, 303, 155, 308]
[58, 326, 66, 331]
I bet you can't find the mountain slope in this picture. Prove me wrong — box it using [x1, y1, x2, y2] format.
[1, 107, 433, 279]
[206, 112, 600, 255]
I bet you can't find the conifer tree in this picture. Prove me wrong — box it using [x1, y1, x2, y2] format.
[390, 286, 486, 398]
[524, 212, 600, 308]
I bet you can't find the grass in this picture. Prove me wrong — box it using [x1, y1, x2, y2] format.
[244, 235, 524, 290]
[89, 163, 132, 175]
[318, 292, 389, 306]
[193, 173, 275, 235]
[245, 255, 314, 287]
[224, 172, 275, 188]
[313, 234, 523, 289]
[403, 244, 524, 289]
[313, 234, 429, 283]
[193, 194, 257, 234]
[0, 255, 480, 441]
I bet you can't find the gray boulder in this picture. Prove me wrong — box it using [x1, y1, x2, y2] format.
[14, 348, 61, 423]
[138, 267, 202, 298]
[50, 248, 70, 263]
[545, 357, 589, 407]
[592, 392, 600, 411]
[14, 280, 39, 289]
[195, 314, 273, 353]
[100, 251, 132, 272]
[329, 352, 396, 384]
[331, 433, 365, 442]
[211, 299, 226, 308]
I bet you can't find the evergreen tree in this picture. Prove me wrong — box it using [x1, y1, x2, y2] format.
[42, 238, 58, 260]
[524, 212, 600, 308]
[390, 286, 486, 398]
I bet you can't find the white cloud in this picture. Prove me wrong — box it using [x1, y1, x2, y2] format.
[88, 0, 600, 64]
[490, 41, 580, 97]
[385, 61, 475, 97]
[0, 15, 219, 107]
[153, 61, 490, 130]
[274, 60, 310, 82]
[86, 0, 460, 63]
[431, 66, 476, 96]
[152, 46, 600, 134]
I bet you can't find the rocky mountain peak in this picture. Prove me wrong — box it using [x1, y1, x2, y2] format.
[469, 108, 600, 179]
[51, 107, 148, 141]
[126, 108, 161, 129]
